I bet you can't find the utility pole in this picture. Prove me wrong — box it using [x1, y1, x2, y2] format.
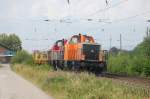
[146, 27, 150, 37]
[146, 20, 150, 37]
[146, 27, 149, 37]
[149, 28, 150, 37]
[120, 34, 122, 51]
[109, 34, 112, 50]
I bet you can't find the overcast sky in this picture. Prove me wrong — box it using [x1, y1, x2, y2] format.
[0, 0, 150, 52]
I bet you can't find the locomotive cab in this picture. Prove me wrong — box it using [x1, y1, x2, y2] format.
[50, 39, 67, 70]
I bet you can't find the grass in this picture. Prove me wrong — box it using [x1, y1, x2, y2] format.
[12, 64, 150, 99]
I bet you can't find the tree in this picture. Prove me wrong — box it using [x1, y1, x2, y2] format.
[133, 34, 150, 76]
[0, 33, 22, 51]
[134, 36, 150, 59]
[143, 36, 150, 59]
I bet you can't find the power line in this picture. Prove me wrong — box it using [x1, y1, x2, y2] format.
[113, 10, 150, 23]
[120, 34, 122, 50]
[93, 10, 150, 30]
[85, 0, 128, 17]
[44, 9, 150, 24]
[61, 0, 150, 24]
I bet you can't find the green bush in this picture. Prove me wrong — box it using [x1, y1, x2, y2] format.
[143, 59, 150, 76]
[11, 50, 34, 65]
[108, 36, 150, 77]
[108, 53, 150, 76]
[132, 36, 150, 76]
[108, 52, 131, 74]
[129, 56, 143, 75]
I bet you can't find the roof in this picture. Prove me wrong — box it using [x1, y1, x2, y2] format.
[0, 43, 14, 51]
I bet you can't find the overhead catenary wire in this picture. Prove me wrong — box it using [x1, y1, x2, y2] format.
[113, 10, 150, 23]
[1, 0, 147, 24]
[92, 10, 150, 31]
[40, 0, 129, 24]
[57, 0, 150, 24]
[9, 4, 148, 25]
[85, 0, 129, 17]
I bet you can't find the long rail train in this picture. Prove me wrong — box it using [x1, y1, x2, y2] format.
[33, 34, 108, 73]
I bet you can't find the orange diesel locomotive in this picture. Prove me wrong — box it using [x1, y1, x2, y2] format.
[50, 34, 108, 72]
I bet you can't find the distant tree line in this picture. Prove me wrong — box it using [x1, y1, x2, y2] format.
[108, 28, 150, 76]
[0, 33, 22, 51]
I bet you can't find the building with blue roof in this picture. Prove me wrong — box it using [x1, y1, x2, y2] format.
[0, 44, 16, 63]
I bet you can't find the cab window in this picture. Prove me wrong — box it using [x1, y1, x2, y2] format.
[85, 38, 90, 43]
[43, 54, 47, 59]
[84, 36, 94, 43]
[57, 42, 63, 47]
[70, 37, 79, 44]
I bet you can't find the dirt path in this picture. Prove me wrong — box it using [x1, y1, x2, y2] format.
[0, 64, 52, 99]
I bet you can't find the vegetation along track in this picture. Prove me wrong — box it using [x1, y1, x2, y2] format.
[99, 72, 150, 88]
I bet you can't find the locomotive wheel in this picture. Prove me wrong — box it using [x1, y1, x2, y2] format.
[68, 61, 72, 70]
[64, 61, 73, 70]
[59, 60, 64, 70]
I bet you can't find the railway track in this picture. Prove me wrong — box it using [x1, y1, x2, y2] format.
[99, 72, 129, 78]
[98, 72, 150, 88]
